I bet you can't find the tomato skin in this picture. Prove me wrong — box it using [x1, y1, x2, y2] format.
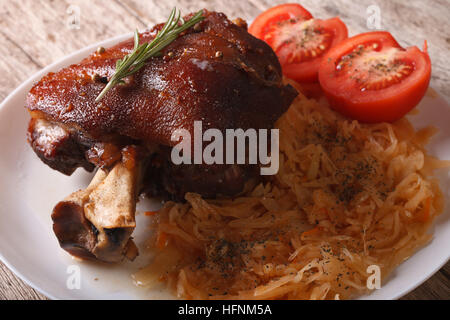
[249, 5, 348, 83]
[318, 32, 432, 123]
[281, 17, 348, 83]
[248, 3, 313, 39]
[296, 82, 324, 99]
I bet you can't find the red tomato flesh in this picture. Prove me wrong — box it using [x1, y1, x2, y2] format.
[277, 17, 348, 82]
[248, 3, 313, 39]
[249, 4, 348, 83]
[318, 32, 431, 123]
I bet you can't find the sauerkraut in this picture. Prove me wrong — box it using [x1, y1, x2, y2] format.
[134, 84, 447, 300]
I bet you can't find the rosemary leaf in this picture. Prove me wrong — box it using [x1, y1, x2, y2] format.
[95, 8, 204, 102]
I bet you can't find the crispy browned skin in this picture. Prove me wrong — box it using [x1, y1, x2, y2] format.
[26, 10, 297, 262]
[27, 11, 295, 145]
[27, 10, 297, 199]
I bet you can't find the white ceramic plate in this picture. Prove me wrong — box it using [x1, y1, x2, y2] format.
[0, 34, 449, 300]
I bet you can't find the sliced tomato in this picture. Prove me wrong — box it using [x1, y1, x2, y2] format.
[249, 4, 348, 83]
[277, 18, 348, 82]
[296, 82, 324, 99]
[248, 3, 313, 40]
[318, 32, 431, 123]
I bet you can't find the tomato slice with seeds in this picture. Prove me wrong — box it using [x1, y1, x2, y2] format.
[270, 18, 348, 83]
[318, 32, 431, 123]
[248, 3, 313, 40]
[249, 4, 348, 83]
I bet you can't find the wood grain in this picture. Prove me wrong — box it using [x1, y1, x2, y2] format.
[0, 0, 448, 300]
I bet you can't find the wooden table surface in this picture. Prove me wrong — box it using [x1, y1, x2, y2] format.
[0, 0, 449, 300]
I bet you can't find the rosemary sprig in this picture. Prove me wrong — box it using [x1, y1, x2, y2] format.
[95, 8, 204, 102]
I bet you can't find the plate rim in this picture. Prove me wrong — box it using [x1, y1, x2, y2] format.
[0, 32, 449, 300]
[0, 32, 133, 301]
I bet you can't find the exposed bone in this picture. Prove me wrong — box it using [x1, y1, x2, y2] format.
[52, 147, 141, 262]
